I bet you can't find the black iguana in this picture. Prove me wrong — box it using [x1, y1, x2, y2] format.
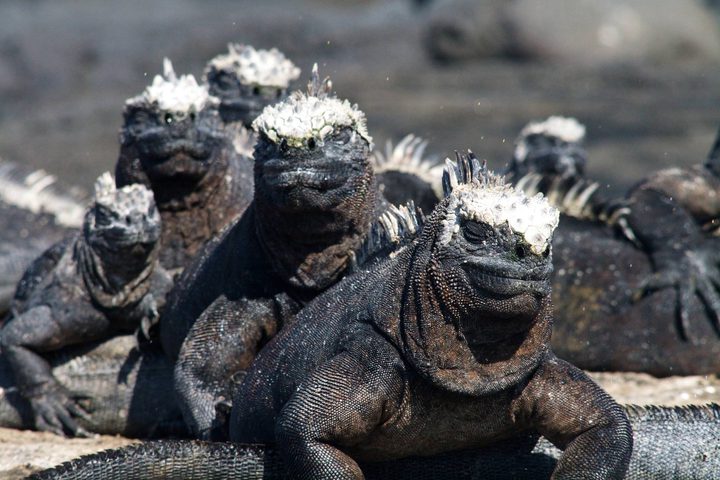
[509, 116, 720, 375]
[161, 66, 389, 439]
[116, 59, 254, 272]
[0, 174, 172, 437]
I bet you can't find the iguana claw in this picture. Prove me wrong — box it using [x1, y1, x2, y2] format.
[29, 383, 94, 438]
[634, 244, 720, 341]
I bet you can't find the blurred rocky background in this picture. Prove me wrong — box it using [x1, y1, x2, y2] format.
[0, 0, 719, 192]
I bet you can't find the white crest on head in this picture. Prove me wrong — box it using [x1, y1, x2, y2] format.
[514, 116, 586, 162]
[126, 58, 217, 113]
[92, 172, 155, 217]
[440, 152, 559, 255]
[205, 44, 300, 89]
[252, 67, 372, 148]
[93, 172, 116, 202]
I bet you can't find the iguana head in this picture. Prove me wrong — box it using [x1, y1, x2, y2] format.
[84, 172, 160, 274]
[252, 64, 373, 214]
[250, 65, 376, 291]
[508, 116, 587, 180]
[393, 151, 558, 395]
[433, 151, 558, 322]
[118, 59, 229, 195]
[204, 44, 300, 127]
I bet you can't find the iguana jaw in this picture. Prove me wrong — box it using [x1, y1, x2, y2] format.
[461, 256, 552, 298]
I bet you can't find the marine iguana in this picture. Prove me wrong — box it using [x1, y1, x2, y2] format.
[203, 43, 300, 149]
[26, 403, 720, 479]
[0, 173, 172, 437]
[223, 152, 631, 479]
[0, 160, 87, 317]
[43, 153, 633, 478]
[162, 67, 387, 439]
[508, 117, 720, 374]
[116, 59, 254, 272]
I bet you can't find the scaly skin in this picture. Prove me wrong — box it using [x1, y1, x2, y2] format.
[162, 69, 388, 440]
[115, 60, 253, 272]
[28, 404, 720, 479]
[0, 335, 183, 437]
[508, 119, 720, 373]
[227, 154, 630, 479]
[0, 176, 172, 437]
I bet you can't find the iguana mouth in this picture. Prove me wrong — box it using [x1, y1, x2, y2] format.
[149, 140, 210, 161]
[463, 258, 552, 297]
[261, 160, 351, 191]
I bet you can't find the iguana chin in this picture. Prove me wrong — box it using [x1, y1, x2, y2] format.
[226, 153, 631, 479]
[116, 58, 254, 272]
[0, 173, 172, 437]
[508, 117, 720, 374]
[162, 65, 387, 440]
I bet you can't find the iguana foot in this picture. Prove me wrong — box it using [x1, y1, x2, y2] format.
[634, 244, 720, 341]
[29, 383, 93, 437]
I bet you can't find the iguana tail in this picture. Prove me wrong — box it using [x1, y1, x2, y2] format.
[29, 404, 720, 480]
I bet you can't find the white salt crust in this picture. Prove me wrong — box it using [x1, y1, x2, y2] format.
[127, 58, 216, 113]
[205, 44, 300, 88]
[514, 116, 586, 163]
[441, 167, 559, 255]
[93, 172, 155, 216]
[520, 116, 586, 143]
[253, 93, 372, 148]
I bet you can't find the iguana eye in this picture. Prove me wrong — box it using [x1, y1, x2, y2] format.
[252, 86, 261, 96]
[462, 220, 492, 245]
[213, 73, 236, 92]
[332, 129, 351, 145]
[515, 244, 528, 259]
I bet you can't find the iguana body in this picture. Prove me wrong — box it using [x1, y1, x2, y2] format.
[162, 68, 389, 439]
[509, 118, 720, 374]
[116, 59, 254, 272]
[28, 403, 720, 479]
[0, 174, 172, 436]
[36, 156, 634, 479]
[221, 154, 629, 479]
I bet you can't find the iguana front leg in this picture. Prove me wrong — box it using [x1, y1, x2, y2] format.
[515, 356, 632, 479]
[274, 349, 405, 480]
[626, 188, 720, 340]
[0, 305, 101, 437]
[174, 295, 280, 440]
